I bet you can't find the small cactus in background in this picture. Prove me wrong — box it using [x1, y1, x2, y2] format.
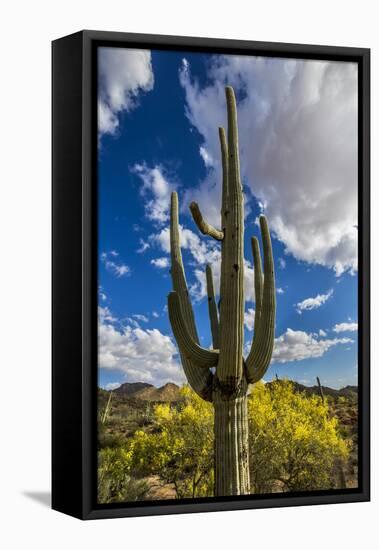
[316, 376, 325, 404]
[168, 86, 276, 496]
[101, 391, 113, 424]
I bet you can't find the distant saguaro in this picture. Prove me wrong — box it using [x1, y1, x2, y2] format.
[316, 376, 325, 404]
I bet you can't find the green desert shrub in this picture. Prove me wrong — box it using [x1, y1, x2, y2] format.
[97, 447, 149, 503]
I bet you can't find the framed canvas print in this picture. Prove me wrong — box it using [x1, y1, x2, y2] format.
[52, 30, 370, 520]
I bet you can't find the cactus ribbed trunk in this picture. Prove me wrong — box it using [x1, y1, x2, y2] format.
[168, 85, 276, 497]
[218, 87, 245, 393]
[214, 392, 250, 496]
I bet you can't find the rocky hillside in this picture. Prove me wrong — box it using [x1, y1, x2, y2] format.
[113, 382, 181, 402]
[108, 380, 357, 402]
[288, 381, 357, 399]
[114, 382, 153, 397]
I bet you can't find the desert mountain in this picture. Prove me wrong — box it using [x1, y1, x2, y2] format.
[109, 380, 356, 403]
[114, 382, 153, 397]
[114, 382, 181, 402]
[268, 380, 358, 398]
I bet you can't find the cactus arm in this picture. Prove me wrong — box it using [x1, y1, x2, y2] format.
[169, 192, 214, 400]
[168, 292, 219, 367]
[251, 236, 263, 341]
[217, 86, 245, 391]
[206, 265, 220, 349]
[189, 202, 224, 241]
[245, 216, 276, 384]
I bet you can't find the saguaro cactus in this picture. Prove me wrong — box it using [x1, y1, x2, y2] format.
[168, 86, 276, 496]
[316, 376, 325, 404]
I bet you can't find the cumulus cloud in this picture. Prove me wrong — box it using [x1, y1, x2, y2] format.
[244, 308, 255, 331]
[295, 289, 333, 314]
[272, 328, 353, 363]
[179, 56, 358, 276]
[98, 47, 154, 138]
[99, 306, 117, 323]
[101, 251, 130, 277]
[319, 329, 327, 337]
[98, 308, 185, 386]
[151, 257, 169, 269]
[333, 322, 358, 333]
[132, 164, 177, 225]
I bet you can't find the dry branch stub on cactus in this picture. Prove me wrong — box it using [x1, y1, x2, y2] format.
[168, 85, 276, 496]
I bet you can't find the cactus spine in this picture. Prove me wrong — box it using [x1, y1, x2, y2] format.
[168, 86, 276, 496]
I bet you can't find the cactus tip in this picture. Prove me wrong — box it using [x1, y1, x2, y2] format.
[259, 215, 269, 229]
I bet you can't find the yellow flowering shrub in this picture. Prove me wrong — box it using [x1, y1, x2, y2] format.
[248, 380, 348, 493]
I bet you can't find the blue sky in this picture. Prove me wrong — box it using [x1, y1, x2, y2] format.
[97, 47, 358, 391]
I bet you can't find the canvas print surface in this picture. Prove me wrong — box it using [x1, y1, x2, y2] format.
[97, 46, 358, 504]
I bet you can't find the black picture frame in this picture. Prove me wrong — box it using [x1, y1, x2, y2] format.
[52, 30, 370, 520]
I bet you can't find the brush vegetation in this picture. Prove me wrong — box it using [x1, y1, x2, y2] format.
[98, 379, 357, 503]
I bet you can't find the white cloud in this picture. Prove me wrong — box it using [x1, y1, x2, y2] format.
[319, 329, 327, 337]
[98, 310, 185, 386]
[101, 251, 130, 278]
[110, 263, 130, 277]
[276, 287, 284, 294]
[125, 317, 142, 329]
[244, 308, 255, 331]
[98, 47, 154, 138]
[199, 146, 214, 167]
[133, 314, 149, 323]
[99, 306, 117, 323]
[133, 164, 177, 225]
[98, 286, 107, 302]
[149, 226, 171, 253]
[179, 56, 358, 276]
[278, 258, 286, 269]
[136, 238, 150, 253]
[295, 289, 333, 314]
[272, 328, 353, 363]
[151, 257, 169, 269]
[243, 261, 256, 303]
[333, 322, 358, 333]
[152, 311, 159, 318]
